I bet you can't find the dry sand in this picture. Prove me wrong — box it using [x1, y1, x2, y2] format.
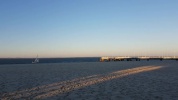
[0, 61, 178, 100]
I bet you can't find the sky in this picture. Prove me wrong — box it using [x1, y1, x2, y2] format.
[0, 0, 178, 58]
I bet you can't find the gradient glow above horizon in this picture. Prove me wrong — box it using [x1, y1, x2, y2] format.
[0, 0, 178, 58]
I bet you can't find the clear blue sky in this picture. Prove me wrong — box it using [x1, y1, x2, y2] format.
[0, 0, 178, 58]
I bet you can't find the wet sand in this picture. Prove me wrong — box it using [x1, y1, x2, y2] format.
[0, 61, 178, 100]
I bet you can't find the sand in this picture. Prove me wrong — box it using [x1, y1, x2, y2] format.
[0, 61, 178, 100]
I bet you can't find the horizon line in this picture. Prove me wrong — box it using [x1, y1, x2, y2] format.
[1, 55, 178, 59]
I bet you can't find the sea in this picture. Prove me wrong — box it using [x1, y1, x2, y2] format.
[0, 57, 100, 65]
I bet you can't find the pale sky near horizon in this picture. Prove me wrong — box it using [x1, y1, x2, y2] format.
[0, 0, 178, 58]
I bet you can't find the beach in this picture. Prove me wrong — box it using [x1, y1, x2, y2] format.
[0, 61, 178, 100]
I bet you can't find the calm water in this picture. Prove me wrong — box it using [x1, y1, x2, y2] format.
[0, 57, 100, 65]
